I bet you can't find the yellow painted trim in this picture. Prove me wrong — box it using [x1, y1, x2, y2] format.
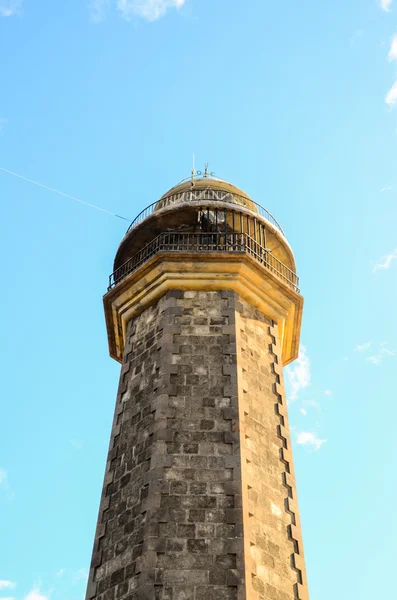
[103, 252, 303, 366]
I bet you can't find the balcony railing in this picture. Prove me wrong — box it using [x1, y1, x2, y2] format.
[108, 232, 299, 292]
[125, 189, 285, 237]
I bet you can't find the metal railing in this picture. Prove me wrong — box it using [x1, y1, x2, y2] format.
[125, 189, 285, 237]
[108, 232, 299, 292]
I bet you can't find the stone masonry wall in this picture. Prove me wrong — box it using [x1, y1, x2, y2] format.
[86, 290, 245, 600]
[235, 298, 309, 600]
[86, 290, 308, 600]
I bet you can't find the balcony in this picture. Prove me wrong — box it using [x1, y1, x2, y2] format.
[108, 231, 299, 293]
[126, 188, 285, 237]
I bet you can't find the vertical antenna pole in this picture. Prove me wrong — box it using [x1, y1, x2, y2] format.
[191, 153, 196, 187]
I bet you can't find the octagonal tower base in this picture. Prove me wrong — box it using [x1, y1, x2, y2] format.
[86, 288, 308, 600]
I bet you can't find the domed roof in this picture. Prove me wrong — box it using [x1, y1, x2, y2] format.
[160, 176, 250, 199]
[154, 176, 259, 214]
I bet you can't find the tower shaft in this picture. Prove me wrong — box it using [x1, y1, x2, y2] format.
[86, 289, 308, 600]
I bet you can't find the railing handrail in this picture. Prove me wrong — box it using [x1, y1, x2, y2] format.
[125, 189, 285, 237]
[108, 231, 299, 293]
[244, 233, 297, 281]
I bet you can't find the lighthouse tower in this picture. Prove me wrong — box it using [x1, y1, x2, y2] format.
[85, 173, 308, 600]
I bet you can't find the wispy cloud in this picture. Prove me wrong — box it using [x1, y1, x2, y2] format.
[0, 118, 7, 133]
[0, 467, 9, 490]
[300, 408, 307, 416]
[368, 356, 382, 365]
[286, 345, 311, 401]
[1, 597, 16, 600]
[323, 390, 332, 397]
[56, 569, 65, 577]
[368, 343, 395, 365]
[0, 467, 7, 484]
[296, 431, 326, 451]
[116, 0, 185, 21]
[0, 581, 16, 591]
[70, 439, 83, 450]
[89, 0, 110, 23]
[24, 588, 48, 600]
[388, 35, 397, 61]
[386, 81, 397, 106]
[373, 248, 397, 271]
[380, 185, 392, 192]
[0, 1, 21, 16]
[381, 0, 393, 11]
[0, 467, 14, 499]
[355, 341, 372, 352]
[90, 0, 186, 22]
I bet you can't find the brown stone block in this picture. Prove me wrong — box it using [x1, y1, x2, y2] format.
[296, 583, 309, 600]
[280, 447, 293, 468]
[86, 579, 97, 599]
[293, 552, 307, 584]
[274, 382, 285, 398]
[223, 407, 239, 420]
[224, 431, 239, 444]
[277, 424, 289, 444]
[226, 509, 243, 524]
[282, 470, 295, 487]
[196, 586, 238, 600]
[227, 569, 245, 586]
[288, 524, 303, 549]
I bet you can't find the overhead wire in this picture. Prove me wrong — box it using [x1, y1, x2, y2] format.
[0, 167, 132, 223]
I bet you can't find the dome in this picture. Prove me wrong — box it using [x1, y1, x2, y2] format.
[113, 174, 294, 277]
[154, 176, 259, 214]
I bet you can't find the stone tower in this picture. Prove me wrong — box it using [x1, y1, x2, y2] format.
[85, 174, 308, 600]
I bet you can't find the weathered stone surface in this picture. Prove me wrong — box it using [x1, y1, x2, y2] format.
[234, 299, 308, 599]
[86, 290, 308, 600]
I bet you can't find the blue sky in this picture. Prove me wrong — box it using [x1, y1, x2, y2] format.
[1, 0, 397, 598]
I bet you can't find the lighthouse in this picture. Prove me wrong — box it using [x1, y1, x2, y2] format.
[86, 173, 308, 600]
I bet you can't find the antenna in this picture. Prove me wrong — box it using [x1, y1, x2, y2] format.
[191, 153, 196, 187]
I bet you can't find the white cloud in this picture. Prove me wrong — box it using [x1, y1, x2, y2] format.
[300, 408, 307, 416]
[0, 467, 8, 486]
[381, 344, 395, 356]
[388, 35, 397, 61]
[24, 588, 48, 600]
[56, 569, 65, 577]
[380, 185, 392, 192]
[1, 597, 16, 600]
[70, 439, 83, 450]
[89, 0, 110, 23]
[386, 81, 397, 106]
[367, 343, 395, 365]
[296, 431, 326, 451]
[0, 581, 16, 591]
[0, 1, 21, 16]
[380, 0, 393, 11]
[367, 355, 381, 365]
[117, 0, 185, 21]
[0, 118, 7, 133]
[0, 467, 14, 499]
[355, 341, 372, 352]
[373, 248, 397, 271]
[323, 390, 332, 397]
[286, 345, 311, 401]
